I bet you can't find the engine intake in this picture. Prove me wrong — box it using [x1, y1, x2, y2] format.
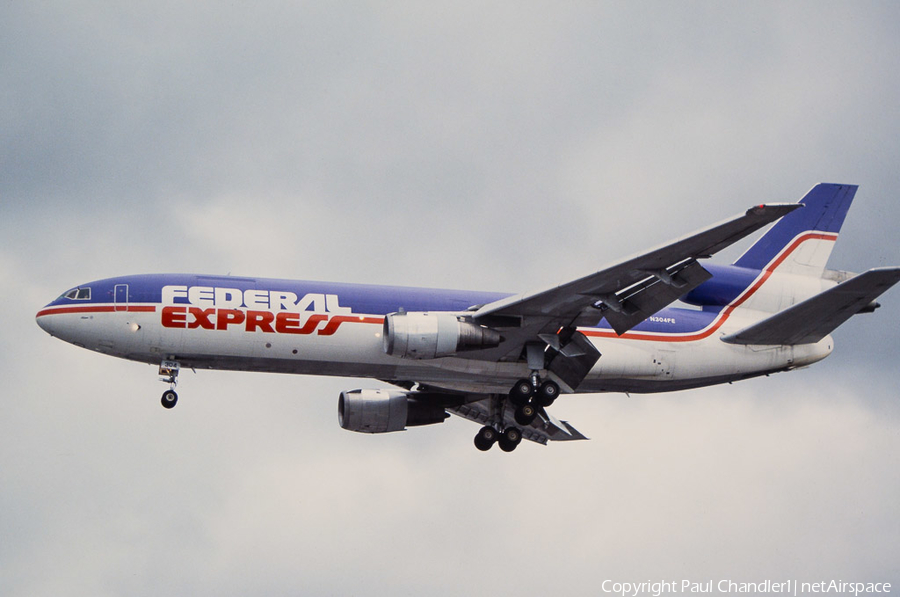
[338, 389, 450, 434]
[383, 312, 502, 359]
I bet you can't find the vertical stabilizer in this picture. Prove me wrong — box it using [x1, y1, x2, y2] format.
[733, 183, 856, 276]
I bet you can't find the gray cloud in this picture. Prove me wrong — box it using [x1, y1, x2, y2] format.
[3, 2, 899, 595]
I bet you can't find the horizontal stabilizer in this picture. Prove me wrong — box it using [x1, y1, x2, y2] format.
[722, 267, 900, 345]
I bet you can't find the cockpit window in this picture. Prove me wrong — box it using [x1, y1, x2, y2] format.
[61, 288, 91, 300]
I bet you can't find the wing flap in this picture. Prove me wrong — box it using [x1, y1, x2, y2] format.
[546, 331, 601, 390]
[597, 258, 713, 335]
[722, 267, 900, 345]
[447, 398, 588, 444]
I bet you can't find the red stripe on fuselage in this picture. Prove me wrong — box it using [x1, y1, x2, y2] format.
[581, 232, 837, 342]
[36, 305, 157, 318]
[36, 302, 385, 336]
[318, 315, 385, 336]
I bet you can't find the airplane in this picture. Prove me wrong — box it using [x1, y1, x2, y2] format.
[36, 183, 900, 452]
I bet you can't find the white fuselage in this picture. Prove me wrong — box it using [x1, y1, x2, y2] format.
[36, 276, 833, 396]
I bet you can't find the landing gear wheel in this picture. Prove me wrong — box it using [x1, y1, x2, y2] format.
[535, 380, 560, 407]
[161, 389, 178, 409]
[474, 426, 498, 452]
[498, 427, 523, 452]
[509, 378, 535, 405]
[514, 403, 537, 426]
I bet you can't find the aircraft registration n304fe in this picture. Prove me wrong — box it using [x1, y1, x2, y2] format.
[36, 184, 900, 452]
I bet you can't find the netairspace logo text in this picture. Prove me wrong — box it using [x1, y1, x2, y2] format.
[600, 580, 891, 597]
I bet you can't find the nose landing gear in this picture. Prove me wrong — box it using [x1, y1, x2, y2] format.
[159, 360, 180, 409]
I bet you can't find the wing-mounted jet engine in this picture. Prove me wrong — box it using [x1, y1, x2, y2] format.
[382, 312, 502, 359]
[338, 389, 451, 433]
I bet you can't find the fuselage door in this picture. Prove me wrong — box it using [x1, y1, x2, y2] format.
[114, 284, 128, 311]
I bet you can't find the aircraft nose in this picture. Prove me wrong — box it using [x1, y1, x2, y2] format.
[36, 308, 57, 336]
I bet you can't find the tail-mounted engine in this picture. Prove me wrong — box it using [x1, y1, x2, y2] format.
[338, 389, 450, 434]
[383, 312, 502, 359]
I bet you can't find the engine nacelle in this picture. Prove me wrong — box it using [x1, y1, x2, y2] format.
[338, 389, 449, 434]
[383, 312, 502, 359]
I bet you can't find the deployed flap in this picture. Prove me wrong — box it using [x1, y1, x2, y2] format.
[472, 204, 801, 334]
[447, 397, 588, 445]
[546, 331, 601, 390]
[598, 258, 713, 335]
[722, 267, 900, 345]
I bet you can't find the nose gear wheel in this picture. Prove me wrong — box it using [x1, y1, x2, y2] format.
[161, 389, 178, 409]
[158, 359, 181, 409]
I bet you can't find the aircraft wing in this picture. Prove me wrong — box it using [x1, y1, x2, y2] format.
[387, 203, 803, 429]
[462, 204, 800, 389]
[722, 267, 900, 345]
[472, 203, 800, 331]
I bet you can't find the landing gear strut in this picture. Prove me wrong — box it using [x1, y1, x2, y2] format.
[159, 360, 180, 409]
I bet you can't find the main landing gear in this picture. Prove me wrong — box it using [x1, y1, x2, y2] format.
[474, 425, 522, 452]
[509, 377, 558, 425]
[472, 376, 560, 452]
[159, 360, 180, 409]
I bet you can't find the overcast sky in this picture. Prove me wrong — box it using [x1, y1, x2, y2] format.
[3, 2, 900, 595]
